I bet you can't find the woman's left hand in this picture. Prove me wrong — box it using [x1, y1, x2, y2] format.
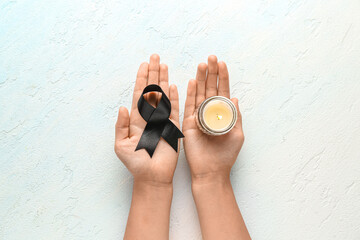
[114, 54, 180, 185]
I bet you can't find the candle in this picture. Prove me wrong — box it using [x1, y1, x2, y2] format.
[197, 96, 237, 135]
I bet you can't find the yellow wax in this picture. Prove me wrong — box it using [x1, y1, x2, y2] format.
[203, 100, 233, 131]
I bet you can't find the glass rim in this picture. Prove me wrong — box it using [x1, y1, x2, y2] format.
[197, 96, 238, 135]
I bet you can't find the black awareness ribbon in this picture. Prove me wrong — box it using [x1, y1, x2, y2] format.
[135, 84, 184, 157]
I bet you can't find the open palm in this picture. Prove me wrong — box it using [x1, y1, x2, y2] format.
[115, 54, 180, 184]
[183, 56, 244, 179]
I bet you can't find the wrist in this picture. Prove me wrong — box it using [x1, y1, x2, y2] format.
[191, 169, 231, 186]
[191, 170, 232, 196]
[133, 179, 173, 196]
[191, 177, 233, 204]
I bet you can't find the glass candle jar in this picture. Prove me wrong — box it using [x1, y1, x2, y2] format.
[196, 96, 237, 136]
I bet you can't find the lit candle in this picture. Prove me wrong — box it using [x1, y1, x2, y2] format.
[197, 96, 237, 135]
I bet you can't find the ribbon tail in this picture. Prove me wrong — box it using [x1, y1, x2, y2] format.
[135, 123, 163, 157]
[135, 143, 156, 158]
[161, 120, 184, 152]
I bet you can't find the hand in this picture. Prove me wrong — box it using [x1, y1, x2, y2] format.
[183, 56, 250, 240]
[183, 55, 244, 183]
[115, 54, 180, 185]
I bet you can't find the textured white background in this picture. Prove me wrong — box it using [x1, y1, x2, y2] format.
[1, 0, 360, 239]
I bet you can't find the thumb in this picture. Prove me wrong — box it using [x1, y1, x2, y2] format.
[231, 98, 243, 130]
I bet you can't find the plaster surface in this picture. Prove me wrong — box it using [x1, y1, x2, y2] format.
[1, 0, 360, 239]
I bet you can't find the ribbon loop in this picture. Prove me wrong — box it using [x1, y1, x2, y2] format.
[135, 84, 184, 157]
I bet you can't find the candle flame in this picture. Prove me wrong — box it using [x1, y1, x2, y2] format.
[216, 114, 222, 120]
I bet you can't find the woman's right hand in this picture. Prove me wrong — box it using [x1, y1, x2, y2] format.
[183, 56, 251, 240]
[182, 55, 245, 184]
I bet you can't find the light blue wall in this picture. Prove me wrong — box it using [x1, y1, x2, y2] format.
[1, 0, 360, 239]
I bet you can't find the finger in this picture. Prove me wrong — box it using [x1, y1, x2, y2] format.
[218, 61, 230, 98]
[206, 55, 218, 98]
[169, 84, 180, 127]
[231, 98, 243, 129]
[147, 54, 160, 105]
[184, 79, 196, 118]
[115, 107, 130, 140]
[159, 63, 169, 97]
[159, 63, 169, 96]
[131, 62, 148, 110]
[195, 63, 207, 108]
[148, 54, 160, 85]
